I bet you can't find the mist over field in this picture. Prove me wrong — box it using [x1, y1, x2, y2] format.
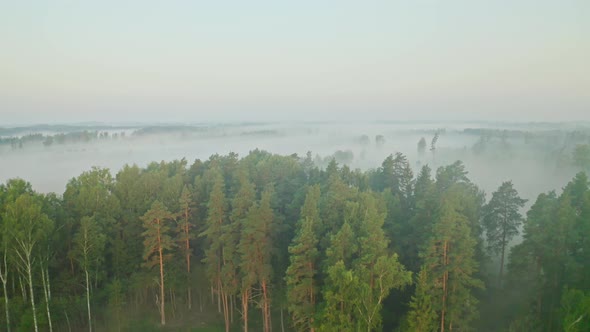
[1, 121, 584, 203]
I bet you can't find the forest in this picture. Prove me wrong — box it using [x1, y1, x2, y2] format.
[0, 146, 589, 331]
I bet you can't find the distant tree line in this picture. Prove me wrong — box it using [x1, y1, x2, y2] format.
[0, 131, 128, 149]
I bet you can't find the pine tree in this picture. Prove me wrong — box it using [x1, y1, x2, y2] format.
[507, 191, 558, 328]
[176, 185, 195, 309]
[402, 165, 437, 272]
[141, 200, 174, 325]
[230, 176, 256, 332]
[238, 186, 274, 332]
[200, 170, 227, 320]
[482, 181, 527, 285]
[407, 269, 437, 332]
[417, 187, 483, 332]
[319, 260, 359, 332]
[286, 185, 321, 331]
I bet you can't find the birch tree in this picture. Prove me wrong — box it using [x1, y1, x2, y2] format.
[4, 194, 54, 332]
[73, 216, 106, 332]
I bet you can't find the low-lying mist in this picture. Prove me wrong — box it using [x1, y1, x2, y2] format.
[1, 122, 588, 205]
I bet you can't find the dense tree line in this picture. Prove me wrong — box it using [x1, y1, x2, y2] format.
[0, 150, 588, 331]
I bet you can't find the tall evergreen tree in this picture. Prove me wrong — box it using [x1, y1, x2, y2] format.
[286, 185, 321, 331]
[415, 187, 483, 332]
[141, 200, 174, 325]
[230, 175, 256, 332]
[402, 165, 437, 272]
[239, 186, 274, 332]
[176, 185, 195, 309]
[200, 170, 227, 320]
[482, 181, 527, 285]
[406, 269, 437, 332]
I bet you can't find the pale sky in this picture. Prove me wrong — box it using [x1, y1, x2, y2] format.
[1, 1, 589, 125]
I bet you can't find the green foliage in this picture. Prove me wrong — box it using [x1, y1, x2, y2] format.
[200, 170, 227, 293]
[483, 181, 527, 284]
[106, 278, 125, 331]
[2, 151, 589, 331]
[238, 185, 275, 332]
[73, 216, 106, 274]
[320, 192, 411, 331]
[483, 182, 526, 255]
[506, 173, 590, 331]
[560, 288, 590, 332]
[407, 269, 437, 332]
[286, 185, 321, 331]
[415, 186, 484, 331]
[141, 201, 175, 270]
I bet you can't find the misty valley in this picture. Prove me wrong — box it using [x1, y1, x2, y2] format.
[0, 122, 589, 331]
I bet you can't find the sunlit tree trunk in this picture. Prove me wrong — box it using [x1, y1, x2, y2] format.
[261, 279, 271, 332]
[440, 240, 448, 332]
[158, 226, 166, 325]
[222, 291, 230, 332]
[241, 288, 249, 332]
[141, 201, 174, 326]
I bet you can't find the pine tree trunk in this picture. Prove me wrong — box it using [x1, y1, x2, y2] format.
[199, 290, 203, 312]
[158, 224, 166, 325]
[169, 289, 174, 319]
[211, 286, 215, 305]
[440, 240, 448, 332]
[499, 209, 508, 288]
[309, 262, 315, 332]
[185, 212, 192, 310]
[242, 289, 249, 332]
[187, 283, 192, 310]
[499, 231, 506, 288]
[261, 279, 271, 332]
[217, 278, 222, 313]
[222, 292, 230, 332]
[230, 294, 234, 323]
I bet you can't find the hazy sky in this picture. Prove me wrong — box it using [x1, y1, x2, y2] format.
[1, 1, 589, 125]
